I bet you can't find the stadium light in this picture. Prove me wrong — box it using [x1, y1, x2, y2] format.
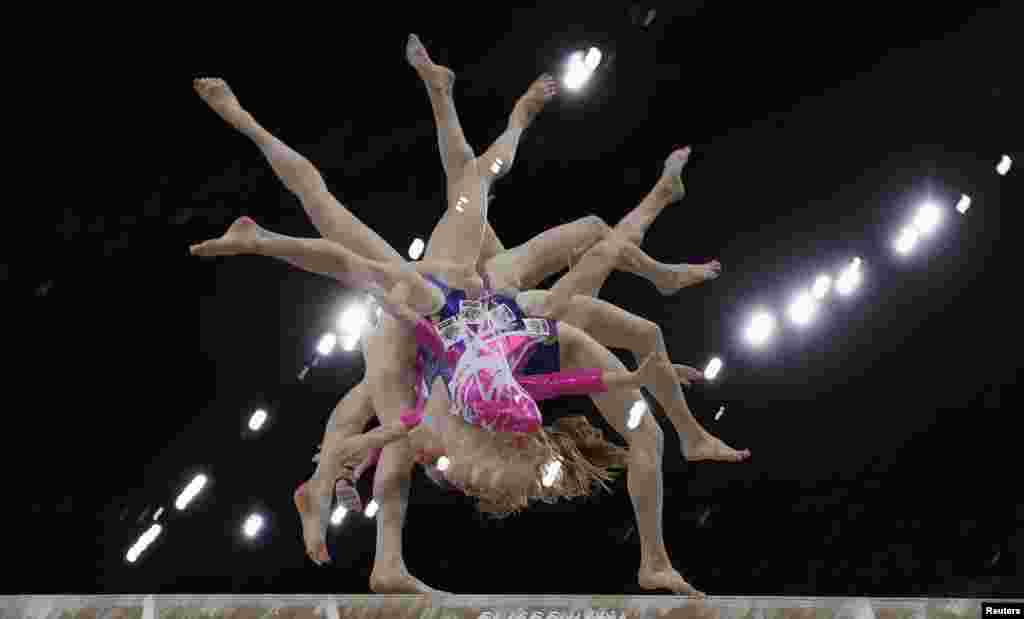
[126, 523, 163, 564]
[316, 333, 337, 356]
[812, 274, 832, 300]
[997, 155, 1012, 176]
[745, 310, 776, 347]
[956, 194, 971, 214]
[436, 456, 451, 472]
[894, 225, 919, 255]
[704, 357, 723, 381]
[564, 47, 602, 91]
[788, 290, 817, 326]
[152, 507, 164, 521]
[243, 513, 264, 539]
[248, 408, 268, 432]
[408, 238, 425, 260]
[836, 259, 862, 296]
[338, 305, 368, 336]
[626, 399, 647, 430]
[714, 405, 726, 421]
[912, 201, 942, 237]
[174, 474, 208, 511]
[364, 499, 379, 518]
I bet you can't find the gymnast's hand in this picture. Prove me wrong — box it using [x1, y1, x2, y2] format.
[606, 355, 706, 391]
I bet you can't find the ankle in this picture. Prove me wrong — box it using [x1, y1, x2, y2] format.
[640, 555, 672, 573]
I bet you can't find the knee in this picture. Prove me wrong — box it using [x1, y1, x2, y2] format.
[635, 318, 665, 355]
[582, 214, 613, 239]
[626, 414, 665, 465]
[373, 450, 415, 495]
[516, 289, 562, 320]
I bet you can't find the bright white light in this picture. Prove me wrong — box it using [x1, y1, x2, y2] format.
[836, 260, 862, 296]
[243, 513, 264, 538]
[436, 456, 451, 472]
[704, 357, 723, 381]
[364, 499, 379, 518]
[895, 225, 919, 255]
[788, 290, 817, 327]
[338, 305, 368, 336]
[330, 504, 347, 526]
[626, 399, 648, 430]
[541, 459, 563, 488]
[564, 50, 596, 91]
[584, 47, 602, 71]
[455, 195, 469, 213]
[489, 158, 504, 175]
[126, 523, 163, 563]
[912, 202, 942, 237]
[745, 310, 776, 347]
[341, 333, 359, 351]
[714, 406, 725, 421]
[174, 474, 208, 511]
[316, 332, 337, 357]
[408, 238, 425, 260]
[248, 408, 268, 431]
[956, 194, 971, 214]
[997, 155, 1012, 176]
[812, 274, 832, 300]
[153, 507, 164, 521]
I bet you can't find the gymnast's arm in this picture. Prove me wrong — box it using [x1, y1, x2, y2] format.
[516, 355, 661, 400]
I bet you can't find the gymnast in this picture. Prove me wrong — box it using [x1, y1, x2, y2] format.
[190, 35, 745, 596]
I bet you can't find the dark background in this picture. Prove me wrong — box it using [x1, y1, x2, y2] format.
[13, 2, 1021, 598]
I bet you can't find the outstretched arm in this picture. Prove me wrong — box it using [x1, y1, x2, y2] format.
[516, 356, 705, 401]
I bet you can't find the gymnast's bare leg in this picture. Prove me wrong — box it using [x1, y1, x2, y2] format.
[558, 323, 705, 597]
[195, 77, 438, 591]
[517, 236, 749, 462]
[485, 147, 721, 296]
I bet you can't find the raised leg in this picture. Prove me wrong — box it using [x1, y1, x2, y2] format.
[475, 74, 559, 186]
[558, 322, 705, 597]
[613, 147, 691, 246]
[406, 34, 475, 179]
[193, 77, 403, 265]
[361, 315, 447, 593]
[368, 440, 444, 594]
[484, 148, 715, 295]
[522, 290, 750, 463]
[189, 217, 442, 315]
[294, 382, 376, 565]
[407, 36, 556, 277]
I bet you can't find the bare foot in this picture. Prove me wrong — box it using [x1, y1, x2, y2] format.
[370, 563, 449, 594]
[511, 74, 559, 130]
[684, 430, 751, 463]
[405, 34, 456, 93]
[656, 146, 693, 203]
[639, 566, 706, 597]
[654, 260, 722, 295]
[194, 77, 253, 129]
[189, 216, 261, 257]
[293, 479, 332, 566]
